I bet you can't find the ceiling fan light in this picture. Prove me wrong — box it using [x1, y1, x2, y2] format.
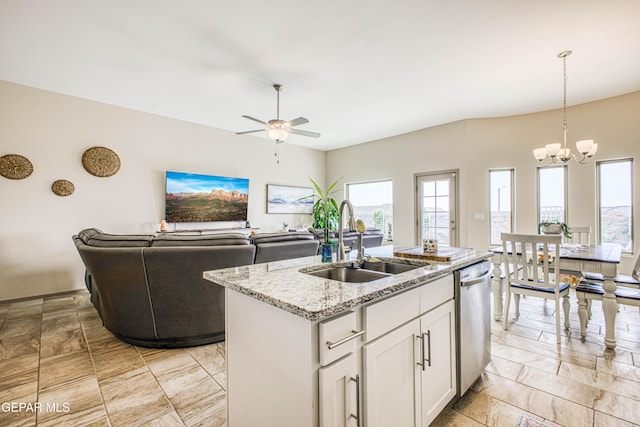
[268, 127, 289, 142]
[576, 139, 595, 155]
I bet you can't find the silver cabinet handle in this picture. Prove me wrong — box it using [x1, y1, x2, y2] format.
[416, 331, 431, 371]
[416, 334, 425, 370]
[424, 331, 431, 367]
[349, 374, 361, 427]
[326, 330, 364, 349]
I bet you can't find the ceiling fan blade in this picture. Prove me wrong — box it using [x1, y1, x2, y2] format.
[242, 115, 268, 125]
[285, 117, 309, 127]
[289, 128, 321, 138]
[236, 129, 266, 135]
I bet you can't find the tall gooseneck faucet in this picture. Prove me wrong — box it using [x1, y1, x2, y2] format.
[338, 199, 357, 261]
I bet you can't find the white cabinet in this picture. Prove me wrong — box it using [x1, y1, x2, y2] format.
[364, 319, 422, 427]
[364, 277, 456, 427]
[225, 272, 456, 427]
[419, 300, 456, 426]
[319, 353, 360, 427]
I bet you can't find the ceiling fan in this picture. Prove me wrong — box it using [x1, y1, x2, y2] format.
[236, 84, 321, 145]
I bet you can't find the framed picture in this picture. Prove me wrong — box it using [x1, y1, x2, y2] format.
[267, 184, 314, 214]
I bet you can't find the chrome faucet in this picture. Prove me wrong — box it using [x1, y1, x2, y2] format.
[338, 199, 356, 261]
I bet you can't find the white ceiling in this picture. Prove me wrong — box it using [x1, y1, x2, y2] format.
[1, 0, 639, 151]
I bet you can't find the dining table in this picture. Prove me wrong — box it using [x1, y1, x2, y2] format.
[490, 243, 622, 349]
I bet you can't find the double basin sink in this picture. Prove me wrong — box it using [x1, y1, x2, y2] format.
[305, 260, 422, 283]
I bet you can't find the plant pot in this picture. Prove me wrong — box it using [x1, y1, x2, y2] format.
[540, 224, 563, 235]
[321, 243, 334, 263]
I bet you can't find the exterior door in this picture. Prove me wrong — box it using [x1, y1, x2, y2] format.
[416, 171, 458, 247]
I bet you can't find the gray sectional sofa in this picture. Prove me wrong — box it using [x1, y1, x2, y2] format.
[73, 228, 318, 348]
[310, 227, 385, 251]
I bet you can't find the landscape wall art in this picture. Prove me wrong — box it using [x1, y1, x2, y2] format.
[165, 171, 249, 223]
[267, 184, 313, 214]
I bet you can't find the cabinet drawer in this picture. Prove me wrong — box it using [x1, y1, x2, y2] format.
[419, 274, 453, 314]
[319, 310, 360, 366]
[364, 287, 420, 343]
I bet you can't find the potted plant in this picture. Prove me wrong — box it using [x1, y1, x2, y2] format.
[299, 177, 340, 242]
[538, 221, 572, 239]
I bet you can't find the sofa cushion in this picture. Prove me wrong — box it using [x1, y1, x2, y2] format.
[79, 228, 154, 247]
[77, 228, 103, 244]
[151, 233, 250, 247]
[250, 232, 314, 244]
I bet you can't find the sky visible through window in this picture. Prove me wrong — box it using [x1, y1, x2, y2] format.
[600, 162, 632, 207]
[348, 181, 392, 205]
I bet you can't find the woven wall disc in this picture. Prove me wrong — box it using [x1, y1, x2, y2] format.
[51, 179, 75, 196]
[0, 154, 34, 180]
[82, 146, 120, 177]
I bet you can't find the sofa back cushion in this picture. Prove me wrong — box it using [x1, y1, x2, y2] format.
[250, 232, 315, 244]
[143, 245, 256, 340]
[77, 245, 157, 340]
[77, 228, 154, 247]
[151, 233, 250, 247]
[251, 232, 319, 264]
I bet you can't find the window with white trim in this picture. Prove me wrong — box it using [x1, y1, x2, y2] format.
[346, 180, 393, 240]
[537, 166, 567, 224]
[597, 159, 633, 252]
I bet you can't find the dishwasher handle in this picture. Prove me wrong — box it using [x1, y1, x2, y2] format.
[460, 269, 492, 287]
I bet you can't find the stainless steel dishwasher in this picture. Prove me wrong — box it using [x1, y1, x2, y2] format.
[454, 259, 492, 398]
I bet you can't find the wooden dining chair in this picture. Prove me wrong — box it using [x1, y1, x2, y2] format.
[564, 226, 591, 245]
[582, 251, 640, 288]
[578, 252, 640, 323]
[501, 232, 571, 344]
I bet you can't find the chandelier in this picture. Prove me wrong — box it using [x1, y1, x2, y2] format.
[533, 50, 597, 165]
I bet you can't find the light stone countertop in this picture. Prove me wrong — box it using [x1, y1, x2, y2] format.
[203, 245, 493, 321]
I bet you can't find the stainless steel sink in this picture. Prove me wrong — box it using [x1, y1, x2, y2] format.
[306, 267, 390, 283]
[360, 260, 422, 274]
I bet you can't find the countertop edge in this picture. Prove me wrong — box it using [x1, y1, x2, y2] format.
[206, 250, 493, 322]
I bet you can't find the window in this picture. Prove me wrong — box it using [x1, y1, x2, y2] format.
[346, 180, 393, 240]
[597, 159, 633, 252]
[489, 169, 514, 245]
[537, 166, 567, 224]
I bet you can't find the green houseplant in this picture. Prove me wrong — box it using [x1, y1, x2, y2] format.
[301, 177, 341, 244]
[538, 221, 572, 239]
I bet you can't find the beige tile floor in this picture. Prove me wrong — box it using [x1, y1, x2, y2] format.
[0, 291, 638, 426]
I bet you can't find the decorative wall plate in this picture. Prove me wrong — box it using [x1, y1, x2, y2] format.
[52, 179, 75, 196]
[0, 154, 34, 180]
[82, 146, 121, 177]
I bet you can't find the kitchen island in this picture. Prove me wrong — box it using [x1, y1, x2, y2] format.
[204, 245, 492, 427]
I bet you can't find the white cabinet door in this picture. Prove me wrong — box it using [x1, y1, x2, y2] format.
[364, 319, 421, 427]
[319, 353, 360, 427]
[419, 300, 456, 426]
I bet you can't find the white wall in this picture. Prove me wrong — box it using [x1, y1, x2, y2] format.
[0, 81, 325, 301]
[3, 81, 638, 302]
[327, 91, 640, 272]
[327, 120, 469, 246]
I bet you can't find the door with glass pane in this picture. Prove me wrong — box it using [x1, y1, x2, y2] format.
[416, 171, 458, 247]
